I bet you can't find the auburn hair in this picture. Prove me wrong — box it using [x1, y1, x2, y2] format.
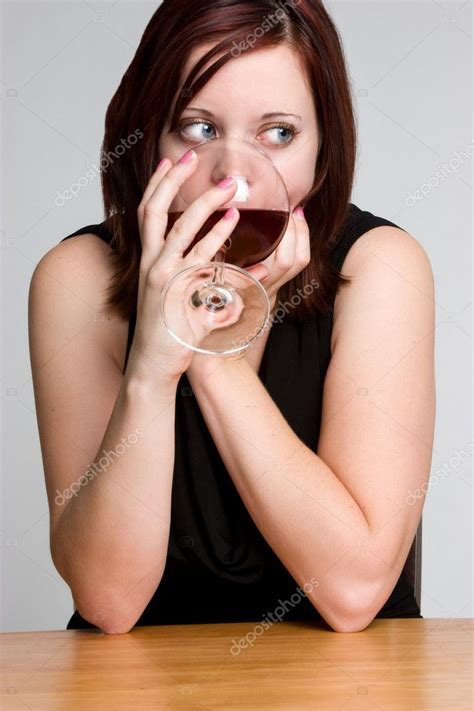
[100, 0, 357, 322]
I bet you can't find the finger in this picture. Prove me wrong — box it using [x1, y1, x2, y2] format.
[182, 207, 241, 266]
[293, 208, 311, 271]
[245, 212, 296, 287]
[272, 211, 297, 276]
[158, 177, 238, 261]
[244, 263, 271, 282]
[140, 158, 172, 209]
[137, 158, 174, 244]
[274, 210, 309, 286]
[137, 150, 200, 269]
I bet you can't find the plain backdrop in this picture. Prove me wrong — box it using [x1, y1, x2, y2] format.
[1, 0, 472, 632]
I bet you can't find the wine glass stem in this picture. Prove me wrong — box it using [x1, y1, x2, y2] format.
[211, 249, 226, 286]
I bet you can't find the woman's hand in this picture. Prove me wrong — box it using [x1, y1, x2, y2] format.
[186, 206, 311, 380]
[244, 206, 311, 312]
[126, 150, 241, 385]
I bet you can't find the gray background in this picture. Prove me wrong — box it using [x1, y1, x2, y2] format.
[2, 0, 472, 632]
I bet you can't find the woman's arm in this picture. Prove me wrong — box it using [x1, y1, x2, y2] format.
[29, 235, 178, 634]
[186, 227, 435, 632]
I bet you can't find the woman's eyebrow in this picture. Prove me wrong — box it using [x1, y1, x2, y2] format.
[182, 107, 302, 120]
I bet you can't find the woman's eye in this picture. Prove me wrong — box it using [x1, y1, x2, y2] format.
[179, 121, 216, 142]
[177, 120, 298, 147]
[260, 126, 297, 146]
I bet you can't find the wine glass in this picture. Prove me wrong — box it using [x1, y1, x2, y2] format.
[160, 136, 291, 355]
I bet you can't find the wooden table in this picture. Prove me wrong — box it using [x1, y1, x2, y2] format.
[2, 619, 472, 709]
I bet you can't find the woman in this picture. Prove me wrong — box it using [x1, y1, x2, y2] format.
[29, 0, 435, 634]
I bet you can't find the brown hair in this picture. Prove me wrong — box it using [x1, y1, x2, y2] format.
[101, 0, 356, 322]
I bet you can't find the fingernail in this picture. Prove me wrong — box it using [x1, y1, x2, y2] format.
[218, 176, 236, 190]
[179, 149, 196, 164]
[294, 207, 305, 220]
[157, 158, 170, 171]
[224, 207, 237, 220]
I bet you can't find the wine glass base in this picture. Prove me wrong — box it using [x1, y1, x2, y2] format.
[161, 262, 270, 355]
[191, 283, 234, 311]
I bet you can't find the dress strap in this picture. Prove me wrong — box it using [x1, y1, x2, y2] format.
[331, 203, 407, 273]
[60, 221, 113, 246]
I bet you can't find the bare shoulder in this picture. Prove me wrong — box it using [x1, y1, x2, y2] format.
[29, 232, 129, 371]
[332, 225, 435, 352]
[34, 231, 116, 281]
[336, 224, 434, 282]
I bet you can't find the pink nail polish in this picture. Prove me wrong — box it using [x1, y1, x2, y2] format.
[157, 158, 169, 171]
[218, 176, 235, 190]
[179, 149, 196, 164]
[294, 207, 305, 220]
[224, 207, 236, 220]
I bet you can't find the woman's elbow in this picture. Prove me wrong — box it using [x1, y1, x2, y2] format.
[97, 615, 136, 635]
[75, 597, 141, 635]
[329, 611, 376, 633]
[307, 587, 378, 633]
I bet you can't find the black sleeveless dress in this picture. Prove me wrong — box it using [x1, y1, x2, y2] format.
[60, 203, 422, 628]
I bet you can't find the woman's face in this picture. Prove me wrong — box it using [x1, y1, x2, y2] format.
[159, 42, 320, 269]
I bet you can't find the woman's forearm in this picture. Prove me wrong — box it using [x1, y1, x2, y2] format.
[51, 369, 178, 632]
[186, 358, 374, 631]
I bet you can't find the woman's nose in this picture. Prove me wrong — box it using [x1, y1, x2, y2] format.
[210, 139, 254, 191]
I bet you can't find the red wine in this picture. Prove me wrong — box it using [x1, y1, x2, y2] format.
[165, 208, 289, 268]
